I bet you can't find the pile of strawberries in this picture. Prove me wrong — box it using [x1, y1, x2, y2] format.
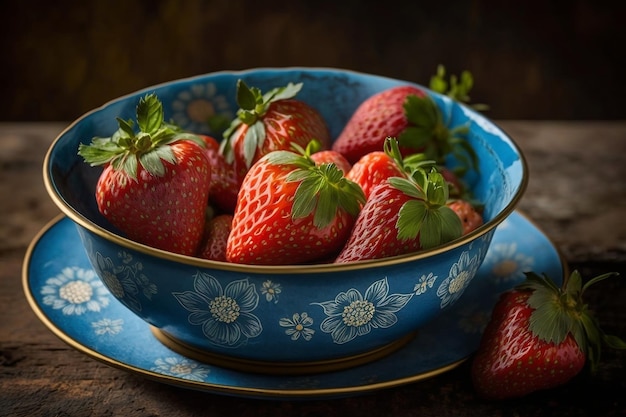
[79, 68, 625, 401]
[79, 70, 483, 265]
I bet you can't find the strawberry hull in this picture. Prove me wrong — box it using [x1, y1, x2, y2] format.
[44, 68, 527, 374]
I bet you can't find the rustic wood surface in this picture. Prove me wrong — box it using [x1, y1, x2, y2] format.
[1, 122, 625, 416]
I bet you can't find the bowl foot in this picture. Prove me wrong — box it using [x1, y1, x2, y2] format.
[150, 326, 417, 376]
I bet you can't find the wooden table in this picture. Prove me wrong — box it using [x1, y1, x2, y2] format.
[2, 122, 625, 416]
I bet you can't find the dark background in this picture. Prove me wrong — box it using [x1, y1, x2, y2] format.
[3, 0, 625, 121]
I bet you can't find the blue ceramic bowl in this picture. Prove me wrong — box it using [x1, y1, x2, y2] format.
[43, 68, 527, 374]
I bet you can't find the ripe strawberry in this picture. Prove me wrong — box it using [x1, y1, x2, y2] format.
[220, 80, 331, 185]
[200, 134, 239, 214]
[335, 160, 463, 263]
[471, 270, 626, 400]
[310, 149, 352, 175]
[447, 199, 483, 235]
[333, 67, 479, 174]
[226, 143, 365, 265]
[78, 93, 211, 256]
[198, 214, 233, 261]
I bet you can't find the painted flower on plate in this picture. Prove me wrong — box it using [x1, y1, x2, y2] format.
[151, 357, 210, 382]
[483, 242, 535, 284]
[314, 278, 413, 345]
[173, 272, 262, 347]
[92, 318, 124, 336]
[41, 266, 110, 315]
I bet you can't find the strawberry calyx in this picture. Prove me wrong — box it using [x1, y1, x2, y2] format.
[383, 137, 463, 249]
[266, 141, 366, 229]
[399, 65, 487, 178]
[518, 270, 626, 371]
[78, 93, 203, 180]
[221, 79, 303, 167]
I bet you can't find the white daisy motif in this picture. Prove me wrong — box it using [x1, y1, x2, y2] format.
[173, 272, 262, 347]
[314, 278, 414, 345]
[436, 251, 480, 309]
[92, 318, 124, 336]
[171, 82, 233, 134]
[261, 280, 282, 303]
[279, 312, 315, 341]
[151, 357, 210, 382]
[483, 242, 535, 284]
[414, 272, 437, 295]
[41, 266, 110, 315]
[92, 252, 142, 312]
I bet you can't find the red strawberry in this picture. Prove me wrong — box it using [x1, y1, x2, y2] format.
[78, 93, 211, 256]
[335, 160, 463, 263]
[333, 68, 479, 174]
[220, 80, 330, 185]
[471, 270, 626, 400]
[200, 134, 239, 214]
[198, 214, 233, 261]
[226, 143, 365, 265]
[332, 85, 427, 164]
[447, 199, 483, 235]
[310, 150, 352, 175]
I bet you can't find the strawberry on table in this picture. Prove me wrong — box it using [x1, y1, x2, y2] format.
[78, 93, 211, 256]
[471, 270, 626, 400]
[220, 80, 331, 186]
[226, 142, 365, 265]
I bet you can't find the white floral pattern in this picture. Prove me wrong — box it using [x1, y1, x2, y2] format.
[436, 251, 480, 309]
[150, 357, 210, 381]
[483, 242, 535, 283]
[41, 266, 110, 315]
[92, 318, 124, 335]
[261, 280, 281, 303]
[414, 272, 437, 295]
[279, 312, 315, 341]
[314, 278, 414, 345]
[173, 272, 263, 347]
[171, 82, 233, 134]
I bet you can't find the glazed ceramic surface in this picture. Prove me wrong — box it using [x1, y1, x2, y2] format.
[43, 68, 527, 367]
[24, 212, 562, 398]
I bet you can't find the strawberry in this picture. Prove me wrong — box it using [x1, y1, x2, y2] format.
[199, 134, 239, 214]
[471, 270, 626, 400]
[198, 214, 233, 261]
[78, 93, 211, 256]
[335, 151, 463, 263]
[332, 66, 479, 176]
[447, 199, 483, 235]
[220, 80, 331, 186]
[310, 149, 352, 175]
[226, 143, 365, 265]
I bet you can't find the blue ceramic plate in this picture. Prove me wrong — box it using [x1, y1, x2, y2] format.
[23, 211, 563, 399]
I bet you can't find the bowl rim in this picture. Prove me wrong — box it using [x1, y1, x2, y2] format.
[42, 66, 529, 274]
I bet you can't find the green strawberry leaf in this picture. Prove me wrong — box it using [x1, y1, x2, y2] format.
[136, 94, 164, 134]
[270, 146, 365, 229]
[79, 93, 189, 180]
